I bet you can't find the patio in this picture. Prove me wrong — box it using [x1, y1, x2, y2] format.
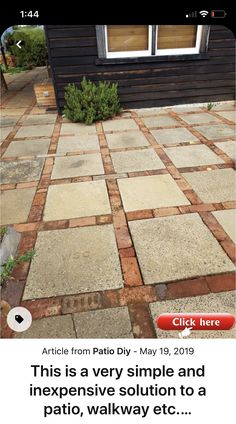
[1, 68, 235, 338]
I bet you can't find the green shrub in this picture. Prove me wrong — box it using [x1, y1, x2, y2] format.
[5, 27, 47, 68]
[63, 78, 122, 125]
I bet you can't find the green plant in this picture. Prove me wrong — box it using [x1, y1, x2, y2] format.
[63, 78, 122, 125]
[0, 226, 8, 242]
[0, 249, 35, 285]
[207, 102, 214, 110]
[1, 65, 27, 74]
[5, 27, 47, 68]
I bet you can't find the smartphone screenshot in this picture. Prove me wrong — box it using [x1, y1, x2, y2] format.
[0, 4, 235, 423]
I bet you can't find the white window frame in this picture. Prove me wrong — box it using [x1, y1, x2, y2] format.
[105, 25, 152, 58]
[155, 25, 203, 56]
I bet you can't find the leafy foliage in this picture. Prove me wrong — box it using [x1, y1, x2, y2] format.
[0, 249, 36, 285]
[5, 27, 47, 68]
[63, 78, 122, 125]
[0, 226, 8, 242]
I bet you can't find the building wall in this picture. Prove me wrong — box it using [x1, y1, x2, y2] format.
[45, 25, 235, 112]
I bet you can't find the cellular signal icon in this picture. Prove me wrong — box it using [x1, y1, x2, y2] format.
[199, 10, 209, 17]
[186, 11, 197, 18]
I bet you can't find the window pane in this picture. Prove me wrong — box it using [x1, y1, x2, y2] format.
[157, 25, 197, 49]
[107, 25, 148, 52]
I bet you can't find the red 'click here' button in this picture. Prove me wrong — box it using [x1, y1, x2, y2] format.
[156, 313, 235, 331]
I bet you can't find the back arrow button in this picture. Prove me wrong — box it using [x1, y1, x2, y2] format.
[16, 40, 22, 49]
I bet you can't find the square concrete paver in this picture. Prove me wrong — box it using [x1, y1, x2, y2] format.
[44, 180, 111, 221]
[215, 140, 236, 161]
[215, 111, 235, 122]
[24, 225, 123, 299]
[164, 144, 224, 168]
[23, 114, 57, 125]
[180, 113, 221, 125]
[15, 315, 75, 338]
[142, 115, 179, 128]
[57, 135, 99, 154]
[106, 130, 149, 149]
[129, 214, 235, 285]
[150, 291, 236, 338]
[118, 174, 190, 212]
[102, 118, 139, 132]
[60, 123, 96, 135]
[195, 123, 235, 140]
[15, 124, 54, 138]
[0, 188, 36, 225]
[151, 127, 198, 145]
[213, 101, 235, 111]
[134, 108, 169, 117]
[212, 209, 236, 244]
[0, 116, 19, 127]
[171, 106, 204, 113]
[1, 108, 26, 116]
[51, 153, 104, 179]
[3, 139, 50, 158]
[182, 169, 236, 203]
[1, 127, 12, 142]
[73, 307, 133, 338]
[111, 149, 165, 173]
[0, 158, 44, 184]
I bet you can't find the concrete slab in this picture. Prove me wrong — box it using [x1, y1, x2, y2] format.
[1, 127, 12, 142]
[150, 291, 236, 338]
[134, 108, 170, 117]
[111, 149, 165, 173]
[213, 101, 235, 111]
[0, 188, 36, 225]
[151, 127, 198, 145]
[60, 123, 96, 135]
[24, 225, 123, 299]
[102, 118, 139, 132]
[23, 114, 57, 125]
[142, 115, 179, 128]
[73, 307, 133, 338]
[3, 139, 50, 158]
[1, 108, 26, 116]
[215, 140, 236, 161]
[0, 227, 21, 267]
[215, 111, 235, 122]
[164, 144, 224, 168]
[51, 154, 104, 179]
[57, 135, 99, 154]
[0, 116, 19, 127]
[106, 130, 149, 149]
[171, 106, 204, 113]
[212, 209, 236, 244]
[129, 214, 235, 285]
[44, 180, 111, 221]
[195, 123, 235, 140]
[15, 124, 54, 138]
[182, 169, 236, 203]
[15, 315, 75, 338]
[118, 174, 190, 212]
[0, 158, 44, 184]
[180, 113, 221, 125]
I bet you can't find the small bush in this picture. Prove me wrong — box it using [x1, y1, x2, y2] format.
[63, 78, 122, 125]
[5, 27, 47, 68]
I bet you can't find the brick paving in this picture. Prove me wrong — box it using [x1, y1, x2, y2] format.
[0, 68, 235, 338]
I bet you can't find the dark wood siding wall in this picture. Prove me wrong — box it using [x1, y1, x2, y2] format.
[45, 25, 235, 112]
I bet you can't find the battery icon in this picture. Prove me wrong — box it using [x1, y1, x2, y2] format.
[211, 10, 227, 18]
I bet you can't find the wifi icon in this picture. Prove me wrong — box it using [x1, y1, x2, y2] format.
[199, 10, 209, 17]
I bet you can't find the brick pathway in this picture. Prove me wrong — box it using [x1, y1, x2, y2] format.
[1, 69, 235, 338]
